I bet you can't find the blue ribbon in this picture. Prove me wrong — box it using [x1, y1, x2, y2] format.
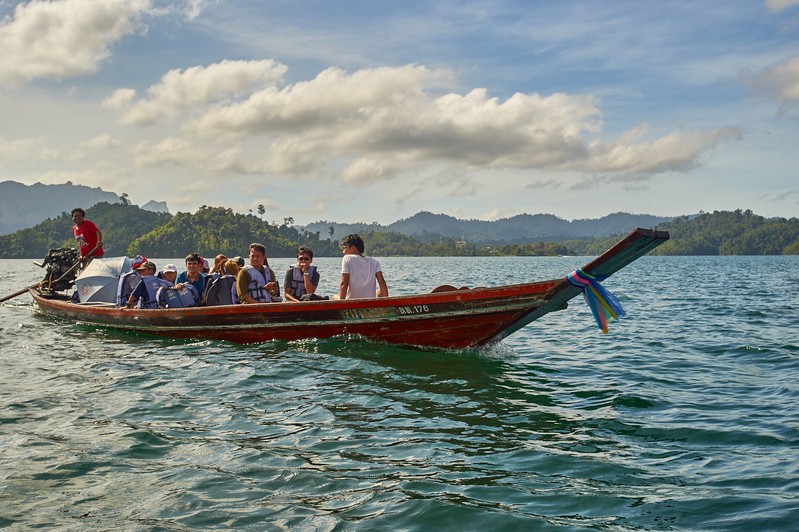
[567, 269, 626, 333]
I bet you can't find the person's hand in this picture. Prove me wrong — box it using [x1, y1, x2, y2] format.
[266, 281, 278, 296]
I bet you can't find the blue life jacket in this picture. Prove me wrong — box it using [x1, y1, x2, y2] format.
[117, 270, 141, 307]
[157, 284, 201, 308]
[136, 276, 172, 309]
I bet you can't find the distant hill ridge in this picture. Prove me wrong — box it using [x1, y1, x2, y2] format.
[0, 180, 171, 235]
[1, 180, 671, 243]
[0, 181, 122, 235]
[302, 211, 673, 244]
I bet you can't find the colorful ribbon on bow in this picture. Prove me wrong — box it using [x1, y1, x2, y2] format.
[567, 269, 625, 333]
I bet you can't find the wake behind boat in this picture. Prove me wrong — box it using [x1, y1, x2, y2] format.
[24, 228, 668, 349]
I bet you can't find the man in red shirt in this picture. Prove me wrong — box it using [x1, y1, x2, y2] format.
[71, 207, 104, 258]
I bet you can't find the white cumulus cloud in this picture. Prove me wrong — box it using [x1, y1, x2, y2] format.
[579, 125, 743, 175]
[106, 61, 741, 187]
[0, 0, 151, 87]
[106, 59, 288, 126]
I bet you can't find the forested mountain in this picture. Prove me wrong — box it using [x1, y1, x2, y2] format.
[565, 210, 799, 256]
[0, 181, 122, 235]
[1, 205, 795, 259]
[303, 211, 672, 244]
[653, 210, 799, 255]
[364, 232, 570, 257]
[129, 205, 339, 258]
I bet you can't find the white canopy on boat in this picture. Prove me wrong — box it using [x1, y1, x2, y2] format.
[74, 256, 132, 303]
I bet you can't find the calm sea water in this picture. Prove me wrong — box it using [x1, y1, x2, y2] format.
[1, 255, 797, 531]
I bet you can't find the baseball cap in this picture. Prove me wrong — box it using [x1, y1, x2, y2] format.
[131, 255, 147, 269]
[161, 263, 178, 273]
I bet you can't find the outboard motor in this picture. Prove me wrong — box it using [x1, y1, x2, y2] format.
[36, 248, 81, 292]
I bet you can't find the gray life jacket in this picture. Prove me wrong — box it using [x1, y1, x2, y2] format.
[204, 275, 238, 306]
[243, 265, 275, 303]
[287, 265, 317, 299]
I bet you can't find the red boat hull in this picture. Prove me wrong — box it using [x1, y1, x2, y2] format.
[29, 228, 669, 349]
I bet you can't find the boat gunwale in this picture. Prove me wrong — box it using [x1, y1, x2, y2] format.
[30, 277, 562, 317]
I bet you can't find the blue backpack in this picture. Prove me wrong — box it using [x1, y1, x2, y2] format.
[157, 284, 200, 308]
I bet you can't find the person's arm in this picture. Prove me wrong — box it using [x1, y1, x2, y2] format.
[376, 271, 388, 297]
[125, 283, 141, 308]
[284, 291, 299, 302]
[304, 269, 318, 295]
[95, 227, 103, 251]
[338, 272, 350, 300]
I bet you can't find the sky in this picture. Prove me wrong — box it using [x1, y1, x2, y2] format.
[0, 0, 798, 226]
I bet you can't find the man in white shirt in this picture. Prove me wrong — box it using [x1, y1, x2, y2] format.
[336, 234, 389, 299]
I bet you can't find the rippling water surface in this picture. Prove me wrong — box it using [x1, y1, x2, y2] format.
[1, 255, 798, 530]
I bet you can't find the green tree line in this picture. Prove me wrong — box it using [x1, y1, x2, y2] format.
[1, 204, 796, 259]
[0, 202, 578, 259]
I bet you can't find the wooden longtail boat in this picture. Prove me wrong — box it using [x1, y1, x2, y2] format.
[29, 228, 668, 348]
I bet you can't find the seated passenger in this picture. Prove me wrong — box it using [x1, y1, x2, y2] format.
[159, 263, 178, 284]
[207, 254, 228, 284]
[125, 261, 171, 309]
[176, 253, 207, 296]
[334, 234, 389, 300]
[204, 260, 240, 306]
[116, 255, 146, 307]
[237, 242, 281, 304]
[284, 246, 323, 302]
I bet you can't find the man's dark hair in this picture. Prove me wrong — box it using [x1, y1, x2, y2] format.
[70, 208, 86, 216]
[340, 234, 365, 253]
[297, 245, 314, 259]
[185, 253, 202, 264]
[249, 243, 266, 255]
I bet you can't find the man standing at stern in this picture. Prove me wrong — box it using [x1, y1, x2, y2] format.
[71, 207, 104, 258]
